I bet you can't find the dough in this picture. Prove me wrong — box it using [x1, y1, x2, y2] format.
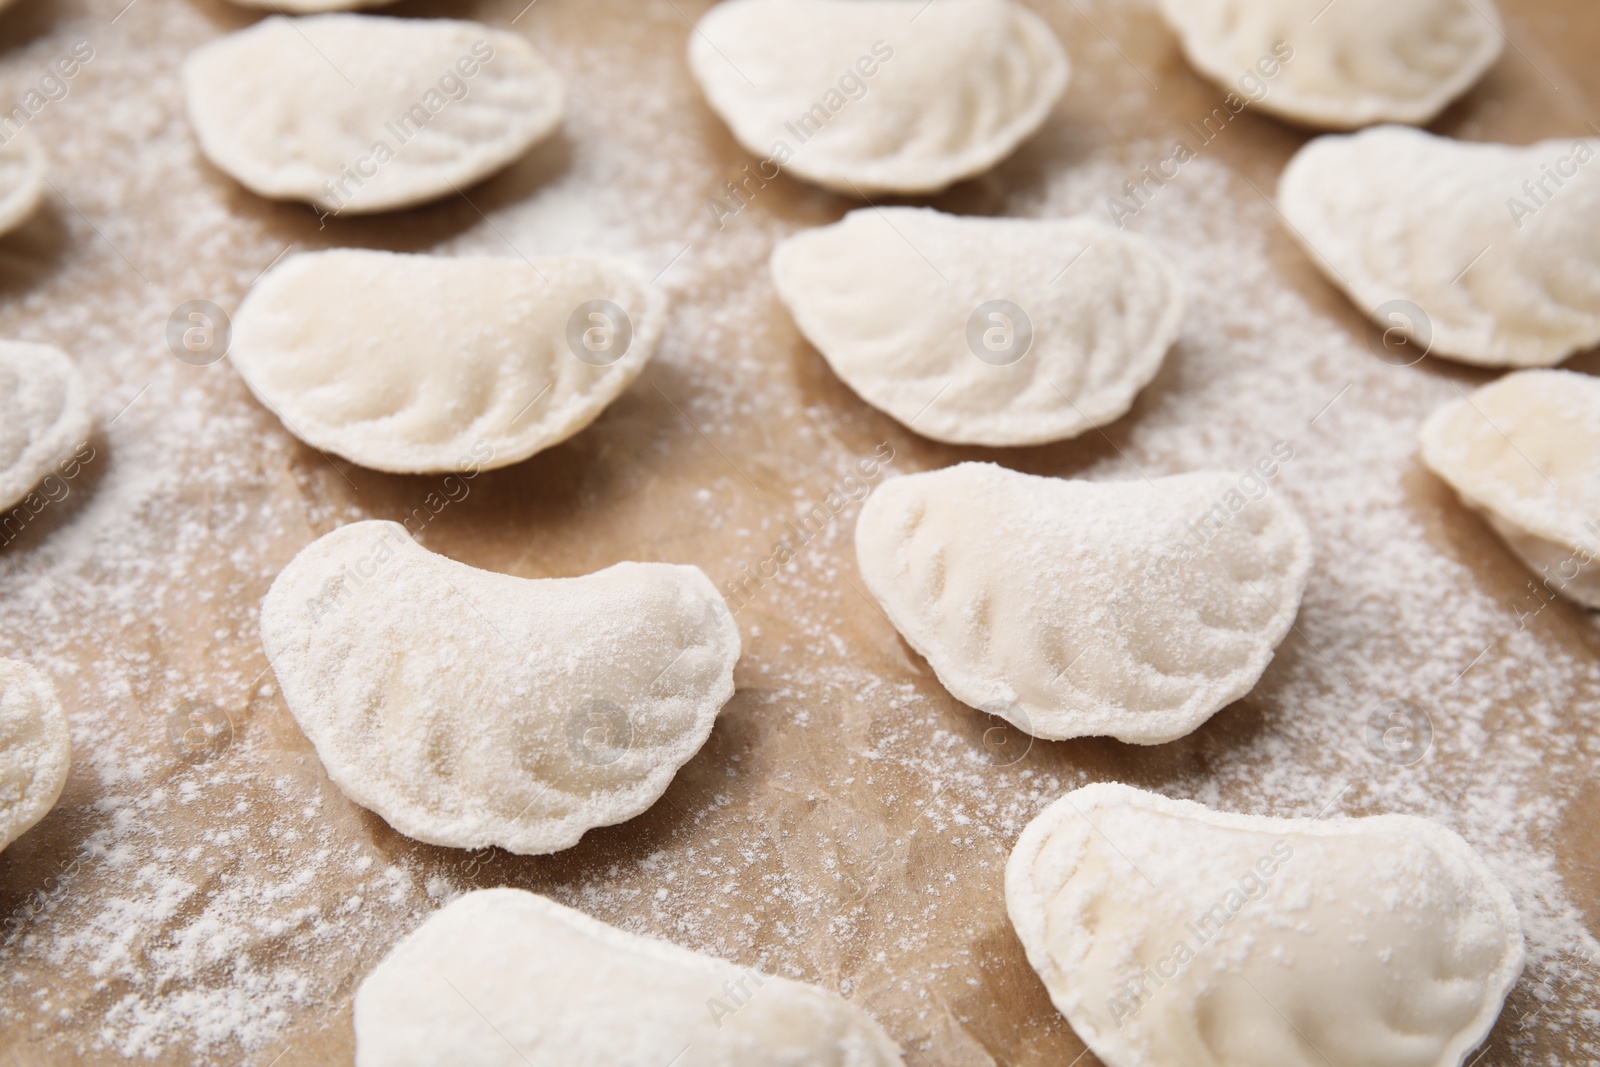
[354, 888, 904, 1066]
[1006, 782, 1525, 1067]
[854, 463, 1311, 743]
[225, 0, 392, 11]
[688, 0, 1068, 195]
[1420, 369, 1600, 609]
[260, 521, 740, 854]
[771, 208, 1183, 446]
[0, 659, 71, 853]
[183, 16, 565, 213]
[0, 341, 91, 513]
[229, 250, 664, 474]
[1279, 127, 1600, 367]
[1158, 0, 1503, 129]
[0, 131, 45, 238]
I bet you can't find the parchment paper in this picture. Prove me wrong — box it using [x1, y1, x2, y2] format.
[0, 0, 1597, 1064]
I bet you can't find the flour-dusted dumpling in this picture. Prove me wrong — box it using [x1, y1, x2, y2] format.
[1420, 370, 1600, 609]
[689, 0, 1068, 195]
[261, 521, 740, 854]
[772, 209, 1183, 446]
[183, 16, 564, 213]
[1280, 127, 1600, 367]
[855, 463, 1311, 743]
[355, 888, 903, 1066]
[1158, 0, 1502, 129]
[225, 0, 392, 11]
[0, 131, 45, 237]
[1006, 783, 1525, 1067]
[0, 659, 71, 852]
[0, 342, 91, 513]
[230, 250, 664, 474]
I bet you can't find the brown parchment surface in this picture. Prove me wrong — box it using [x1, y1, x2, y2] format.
[0, 0, 1598, 1064]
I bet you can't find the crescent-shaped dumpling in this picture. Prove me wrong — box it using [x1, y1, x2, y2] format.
[183, 16, 564, 213]
[260, 521, 741, 855]
[1006, 783, 1525, 1067]
[0, 341, 91, 514]
[223, 0, 393, 11]
[354, 888, 903, 1066]
[771, 208, 1184, 446]
[688, 0, 1068, 195]
[1420, 369, 1600, 608]
[855, 463, 1312, 744]
[0, 131, 44, 238]
[229, 250, 665, 474]
[0, 658, 72, 853]
[1279, 127, 1600, 367]
[1158, 0, 1503, 129]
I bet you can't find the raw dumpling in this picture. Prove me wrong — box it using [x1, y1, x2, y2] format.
[0, 659, 71, 852]
[1419, 369, 1600, 608]
[0, 341, 91, 513]
[183, 16, 564, 213]
[1158, 0, 1502, 129]
[1006, 782, 1525, 1067]
[354, 888, 903, 1066]
[688, 0, 1068, 195]
[225, 0, 392, 11]
[771, 209, 1183, 446]
[854, 463, 1311, 743]
[0, 131, 44, 237]
[1279, 127, 1600, 367]
[229, 250, 664, 474]
[260, 521, 741, 854]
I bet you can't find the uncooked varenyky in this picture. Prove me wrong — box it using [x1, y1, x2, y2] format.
[229, 250, 664, 474]
[772, 208, 1183, 446]
[1158, 0, 1503, 128]
[0, 658, 71, 853]
[689, 0, 1068, 195]
[260, 521, 741, 855]
[1280, 127, 1600, 367]
[1420, 369, 1600, 609]
[183, 15, 564, 212]
[354, 888, 903, 1066]
[0, 341, 91, 515]
[1006, 782, 1525, 1067]
[854, 463, 1311, 744]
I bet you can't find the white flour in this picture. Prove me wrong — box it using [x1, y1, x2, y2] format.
[0, 0, 1594, 1064]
